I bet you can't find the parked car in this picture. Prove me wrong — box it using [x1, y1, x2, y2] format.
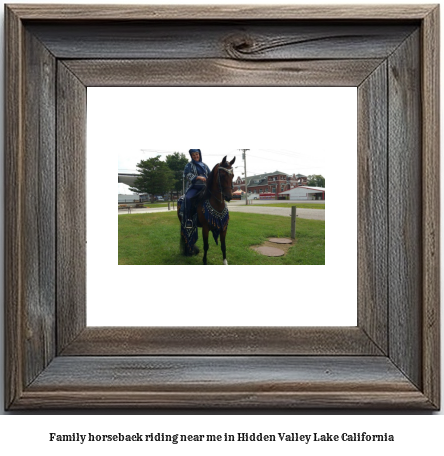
[156, 196, 164, 202]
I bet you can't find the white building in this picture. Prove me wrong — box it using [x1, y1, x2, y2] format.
[280, 186, 325, 201]
[118, 194, 140, 203]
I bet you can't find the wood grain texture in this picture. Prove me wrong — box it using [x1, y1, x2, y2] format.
[28, 356, 418, 391]
[21, 28, 57, 387]
[26, 22, 416, 60]
[357, 62, 388, 354]
[421, 6, 441, 409]
[56, 62, 87, 353]
[16, 390, 433, 410]
[7, 4, 435, 20]
[5, 4, 24, 410]
[64, 58, 384, 87]
[14, 356, 433, 409]
[61, 327, 382, 356]
[388, 30, 422, 389]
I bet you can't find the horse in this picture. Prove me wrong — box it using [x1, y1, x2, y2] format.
[177, 155, 236, 264]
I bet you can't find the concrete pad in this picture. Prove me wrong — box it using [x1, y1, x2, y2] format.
[269, 238, 292, 244]
[253, 246, 285, 257]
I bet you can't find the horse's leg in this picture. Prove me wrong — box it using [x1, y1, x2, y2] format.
[220, 229, 228, 265]
[202, 224, 209, 265]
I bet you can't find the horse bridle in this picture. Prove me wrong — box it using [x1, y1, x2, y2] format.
[213, 163, 234, 203]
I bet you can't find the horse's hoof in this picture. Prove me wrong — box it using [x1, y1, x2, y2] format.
[223, 259, 228, 265]
[193, 246, 200, 255]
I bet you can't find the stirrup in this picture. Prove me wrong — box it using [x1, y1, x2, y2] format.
[185, 219, 193, 228]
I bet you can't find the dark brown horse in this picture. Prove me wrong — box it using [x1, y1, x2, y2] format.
[178, 155, 236, 264]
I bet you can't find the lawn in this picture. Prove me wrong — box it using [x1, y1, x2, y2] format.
[119, 212, 324, 265]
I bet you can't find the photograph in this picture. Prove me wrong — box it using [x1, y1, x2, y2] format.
[117, 146, 327, 266]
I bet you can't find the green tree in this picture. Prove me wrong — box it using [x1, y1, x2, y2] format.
[166, 152, 188, 196]
[307, 174, 325, 187]
[129, 156, 176, 201]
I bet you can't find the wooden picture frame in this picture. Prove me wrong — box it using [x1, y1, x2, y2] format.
[5, 4, 440, 409]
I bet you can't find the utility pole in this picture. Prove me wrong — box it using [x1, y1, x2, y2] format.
[239, 149, 249, 205]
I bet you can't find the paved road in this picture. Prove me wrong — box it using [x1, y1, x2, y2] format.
[119, 203, 324, 221]
[229, 200, 325, 206]
[228, 205, 325, 221]
[118, 206, 174, 215]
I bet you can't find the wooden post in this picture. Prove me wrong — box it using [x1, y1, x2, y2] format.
[168, 202, 171, 210]
[291, 206, 296, 239]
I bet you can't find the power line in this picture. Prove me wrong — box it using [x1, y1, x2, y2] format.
[247, 153, 289, 164]
[257, 148, 320, 160]
[140, 148, 178, 154]
[140, 148, 238, 157]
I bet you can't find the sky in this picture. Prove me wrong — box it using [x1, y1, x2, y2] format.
[117, 147, 329, 194]
[86, 86, 356, 195]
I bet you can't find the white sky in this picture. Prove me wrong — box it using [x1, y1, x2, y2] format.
[118, 147, 327, 194]
[86, 87, 354, 194]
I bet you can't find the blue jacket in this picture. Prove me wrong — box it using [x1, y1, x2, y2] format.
[183, 149, 210, 193]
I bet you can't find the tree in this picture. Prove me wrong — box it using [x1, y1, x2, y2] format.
[165, 152, 188, 196]
[129, 156, 176, 201]
[307, 174, 325, 187]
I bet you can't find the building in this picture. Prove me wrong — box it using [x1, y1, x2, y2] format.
[118, 173, 138, 187]
[118, 174, 150, 202]
[280, 186, 326, 200]
[233, 171, 308, 196]
[118, 193, 141, 203]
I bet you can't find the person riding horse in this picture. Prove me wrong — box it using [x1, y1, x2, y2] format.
[178, 153, 236, 263]
[183, 149, 211, 228]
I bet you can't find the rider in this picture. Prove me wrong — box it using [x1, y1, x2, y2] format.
[183, 149, 210, 228]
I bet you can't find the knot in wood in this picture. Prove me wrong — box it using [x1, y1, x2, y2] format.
[224, 34, 255, 59]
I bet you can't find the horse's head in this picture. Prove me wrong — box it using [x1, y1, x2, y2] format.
[217, 156, 236, 202]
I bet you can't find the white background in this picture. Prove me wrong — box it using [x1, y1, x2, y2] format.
[87, 87, 357, 326]
[0, 0, 442, 451]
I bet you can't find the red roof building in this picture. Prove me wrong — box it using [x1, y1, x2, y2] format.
[233, 171, 308, 196]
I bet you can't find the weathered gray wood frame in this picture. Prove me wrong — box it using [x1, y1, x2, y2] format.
[5, 4, 440, 409]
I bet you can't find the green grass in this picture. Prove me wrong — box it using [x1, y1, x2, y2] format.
[248, 203, 325, 209]
[119, 212, 324, 265]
